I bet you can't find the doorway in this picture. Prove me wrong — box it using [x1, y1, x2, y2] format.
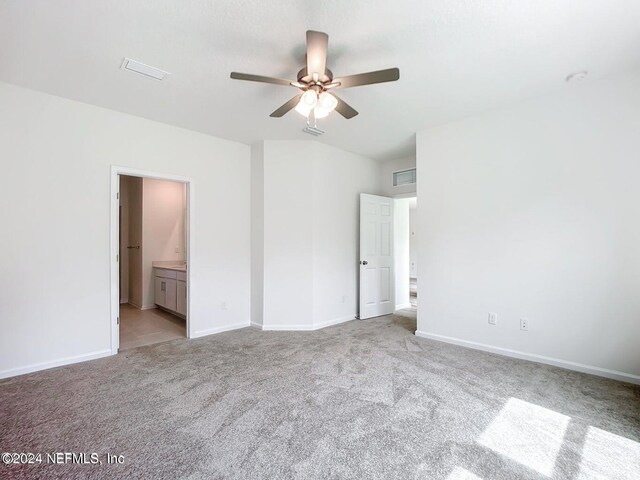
[393, 196, 417, 317]
[357, 193, 417, 320]
[110, 167, 193, 354]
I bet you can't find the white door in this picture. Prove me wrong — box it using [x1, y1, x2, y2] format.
[359, 193, 394, 319]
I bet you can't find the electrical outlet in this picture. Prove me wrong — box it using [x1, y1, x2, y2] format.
[221, 302, 227, 311]
[175, 246, 180, 253]
[341, 295, 346, 303]
[488, 312, 498, 325]
[520, 318, 528, 331]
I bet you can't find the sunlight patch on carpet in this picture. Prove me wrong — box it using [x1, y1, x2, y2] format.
[478, 397, 570, 476]
[445, 466, 484, 480]
[577, 426, 640, 479]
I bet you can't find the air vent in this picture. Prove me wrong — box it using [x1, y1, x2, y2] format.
[302, 125, 324, 136]
[393, 168, 416, 186]
[121, 58, 170, 80]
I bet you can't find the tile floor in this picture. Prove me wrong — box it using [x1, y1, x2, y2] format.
[119, 303, 186, 351]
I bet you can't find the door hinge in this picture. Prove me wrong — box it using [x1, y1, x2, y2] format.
[117, 192, 119, 200]
[117, 316, 120, 325]
[116, 253, 119, 262]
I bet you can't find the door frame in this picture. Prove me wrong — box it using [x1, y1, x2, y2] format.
[110, 165, 194, 354]
[392, 192, 417, 312]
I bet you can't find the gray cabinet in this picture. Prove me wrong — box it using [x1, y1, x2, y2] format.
[154, 268, 185, 316]
[176, 280, 187, 315]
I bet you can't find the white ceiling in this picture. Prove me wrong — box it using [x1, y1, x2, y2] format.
[1, 1, 639, 161]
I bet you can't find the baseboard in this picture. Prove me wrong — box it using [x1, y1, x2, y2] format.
[0, 349, 113, 380]
[141, 304, 157, 311]
[313, 315, 355, 330]
[415, 331, 640, 385]
[120, 299, 129, 305]
[191, 321, 251, 339]
[262, 315, 355, 332]
[250, 321, 263, 329]
[395, 303, 412, 310]
[261, 324, 315, 331]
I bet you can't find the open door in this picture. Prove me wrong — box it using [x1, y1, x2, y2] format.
[359, 193, 395, 319]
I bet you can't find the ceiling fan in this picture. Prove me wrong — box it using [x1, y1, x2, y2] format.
[230, 31, 400, 122]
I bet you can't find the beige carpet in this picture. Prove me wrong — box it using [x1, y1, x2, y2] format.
[1, 314, 639, 479]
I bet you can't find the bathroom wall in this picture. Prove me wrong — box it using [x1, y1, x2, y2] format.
[141, 178, 186, 308]
[119, 175, 142, 305]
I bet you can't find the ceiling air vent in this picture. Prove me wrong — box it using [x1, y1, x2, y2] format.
[121, 58, 170, 80]
[302, 125, 324, 136]
[393, 168, 416, 186]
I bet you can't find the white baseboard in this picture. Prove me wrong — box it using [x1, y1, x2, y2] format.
[0, 349, 113, 380]
[191, 321, 251, 339]
[262, 315, 355, 332]
[415, 331, 640, 385]
[395, 303, 412, 310]
[313, 315, 355, 330]
[262, 324, 315, 331]
[250, 321, 263, 329]
[141, 304, 157, 311]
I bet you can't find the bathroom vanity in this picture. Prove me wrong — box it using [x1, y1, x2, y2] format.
[153, 264, 187, 317]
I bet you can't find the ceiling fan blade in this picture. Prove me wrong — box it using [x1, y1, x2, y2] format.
[306, 30, 328, 78]
[270, 94, 303, 117]
[230, 72, 292, 87]
[334, 68, 400, 89]
[332, 93, 359, 119]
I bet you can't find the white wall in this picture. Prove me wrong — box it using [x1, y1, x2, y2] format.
[250, 142, 265, 327]
[415, 71, 640, 383]
[141, 177, 186, 308]
[380, 155, 416, 197]
[256, 140, 382, 330]
[0, 81, 251, 378]
[311, 142, 382, 327]
[409, 206, 418, 278]
[262, 141, 315, 329]
[394, 198, 411, 309]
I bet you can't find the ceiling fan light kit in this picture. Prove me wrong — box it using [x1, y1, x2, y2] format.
[230, 30, 400, 127]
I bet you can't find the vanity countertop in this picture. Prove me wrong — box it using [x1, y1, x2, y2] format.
[152, 261, 187, 272]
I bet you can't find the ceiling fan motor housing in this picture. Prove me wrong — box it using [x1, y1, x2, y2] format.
[297, 67, 334, 86]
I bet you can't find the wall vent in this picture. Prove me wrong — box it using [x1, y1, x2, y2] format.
[393, 168, 416, 186]
[121, 58, 170, 81]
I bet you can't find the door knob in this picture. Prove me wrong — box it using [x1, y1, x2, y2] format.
[361, 260, 368, 265]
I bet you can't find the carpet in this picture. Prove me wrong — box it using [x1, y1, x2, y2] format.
[1, 313, 639, 479]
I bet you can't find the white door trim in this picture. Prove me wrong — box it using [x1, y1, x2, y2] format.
[110, 165, 194, 354]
